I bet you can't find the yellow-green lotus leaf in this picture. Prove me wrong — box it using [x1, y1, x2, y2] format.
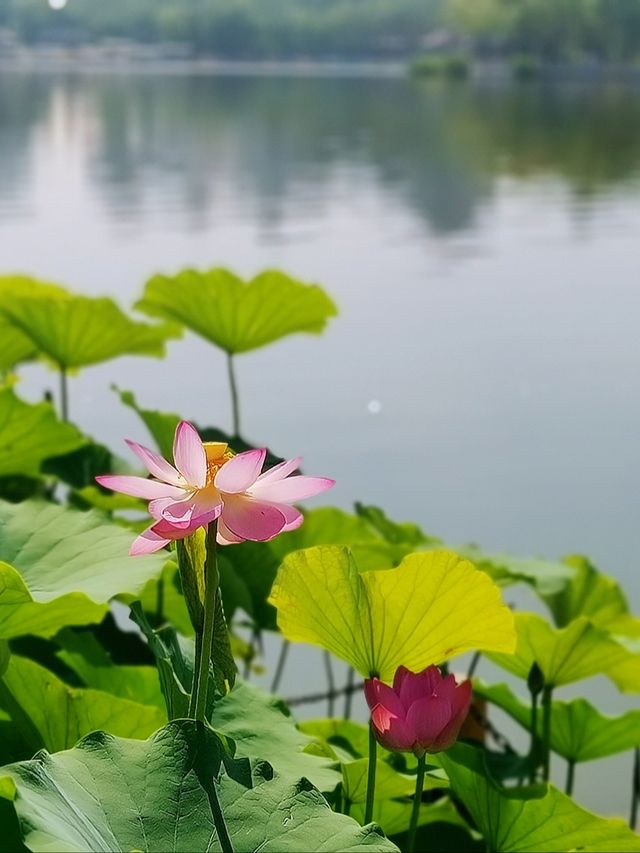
[269, 546, 516, 681]
[1, 291, 178, 370]
[488, 612, 640, 691]
[136, 267, 337, 355]
[0, 277, 71, 371]
[0, 387, 86, 477]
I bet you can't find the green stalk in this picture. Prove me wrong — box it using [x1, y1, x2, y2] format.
[631, 747, 639, 829]
[59, 365, 69, 422]
[344, 667, 355, 719]
[190, 523, 220, 722]
[270, 639, 290, 693]
[204, 771, 234, 853]
[466, 651, 481, 679]
[407, 753, 426, 853]
[542, 685, 553, 782]
[565, 758, 575, 796]
[226, 352, 241, 437]
[528, 690, 539, 784]
[323, 650, 335, 716]
[155, 574, 165, 624]
[364, 722, 377, 824]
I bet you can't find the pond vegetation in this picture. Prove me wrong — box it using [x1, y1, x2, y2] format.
[0, 271, 638, 851]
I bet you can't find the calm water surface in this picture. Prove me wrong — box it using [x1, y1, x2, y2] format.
[1, 71, 639, 814]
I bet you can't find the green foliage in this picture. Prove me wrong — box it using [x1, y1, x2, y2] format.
[55, 629, 165, 709]
[440, 743, 640, 852]
[453, 546, 574, 596]
[0, 500, 166, 638]
[475, 681, 640, 763]
[210, 682, 341, 794]
[0, 387, 86, 478]
[136, 267, 337, 355]
[409, 53, 471, 79]
[0, 654, 165, 754]
[488, 612, 640, 691]
[0, 0, 445, 59]
[269, 546, 515, 680]
[0, 721, 397, 853]
[0, 264, 637, 851]
[541, 555, 635, 631]
[115, 386, 181, 460]
[0, 289, 178, 370]
[0, 276, 68, 370]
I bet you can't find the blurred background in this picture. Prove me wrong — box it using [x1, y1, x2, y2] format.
[1, 0, 639, 818]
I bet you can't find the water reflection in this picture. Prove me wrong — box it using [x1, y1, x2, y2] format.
[3, 73, 640, 232]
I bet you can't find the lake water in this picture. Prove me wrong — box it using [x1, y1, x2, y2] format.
[1, 70, 639, 817]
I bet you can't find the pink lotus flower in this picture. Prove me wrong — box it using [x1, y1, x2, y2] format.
[96, 421, 333, 555]
[364, 665, 472, 757]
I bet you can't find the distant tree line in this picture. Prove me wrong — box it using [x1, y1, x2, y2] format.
[0, 0, 639, 62]
[448, 0, 640, 62]
[0, 0, 445, 58]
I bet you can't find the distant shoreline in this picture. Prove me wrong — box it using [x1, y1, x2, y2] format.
[0, 53, 405, 79]
[1, 51, 640, 83]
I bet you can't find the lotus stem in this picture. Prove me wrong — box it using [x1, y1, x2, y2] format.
[364, 722, 377, 824]
[204, 769, 234, 853]
[270, 639, 290, 693]
[528, 690, 539, 784]
[631, 747, 639, 829]
[59, 365, 69, 422]
[407, 753, 426, 853]
[344, 666, 355, 719]
[541, 685, 553, 782]
[190, 522, 219, 722]
[467, 651, 481, 679]
[155, 574, 165, 623]
[565, 758, 575, 796]
[226, 352, 240, 437]
[323, 650, 335, 716]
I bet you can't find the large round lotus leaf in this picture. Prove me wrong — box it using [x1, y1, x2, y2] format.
[269, 546, 515, 681]
[0, 500, 166, 639]
[0, 720, 398, 853]
[136, 267, 337, 354]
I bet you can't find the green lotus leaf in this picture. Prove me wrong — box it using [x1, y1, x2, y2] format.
[454, 547, 574, 596]
[211, 681, 341, 794]
[354, 503, 434, 547]
[0, 291, 179, 370]
[353, 799, 458, 839]
[115, 386, 181, 460]
[0, 324, 37, 372]
[269, 546, 516, 682]
[440, 743, 640, 852]
[136, 267, 337, 355]
[475, 680, 640, 763]
[0, 500, 166, 639]
[272, 507, 405, 572]
[131, 601, 338, 794]
[55, 629, 165, 710]
[542, 555, 635, 630]
[0, 387, 86, 477]
[299, 718, 419, 774]
[342, 759, 417, 805]
[0, 277, 69, 371]
[487, 612, 640, 691]
[217, 507, 400, 633]
[134, 562, 194, 636]
[0, 655, 166, 754]
[0, 720, 397, 853]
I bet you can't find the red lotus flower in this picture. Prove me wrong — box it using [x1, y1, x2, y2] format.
[364, 664, 472, 757]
